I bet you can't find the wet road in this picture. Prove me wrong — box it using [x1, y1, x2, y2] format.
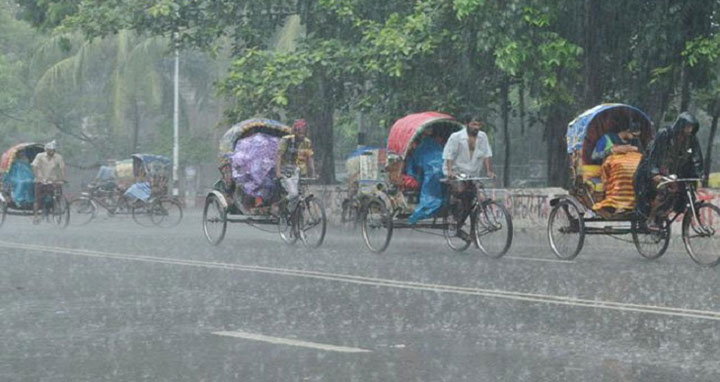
[1, 210, 719, 381]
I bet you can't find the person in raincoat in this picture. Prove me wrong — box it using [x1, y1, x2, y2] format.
[405, 127, 446, 223]
[634, 112, 703, 226]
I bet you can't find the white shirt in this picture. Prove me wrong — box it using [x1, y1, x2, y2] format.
[442, 129, 492, 176]
[31, 152, 65, 183]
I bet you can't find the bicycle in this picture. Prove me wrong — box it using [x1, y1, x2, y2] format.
[443, 176, 513, 257]
[277, 177, 327, 248]
[35, 181, 69, 228]
[68, 183, 133, 226]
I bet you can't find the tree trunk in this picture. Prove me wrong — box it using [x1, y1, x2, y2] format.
[131, 99, 141, 153]
[680, 61, 691, 112]
[312, 74, 335, 184]
[545, 105, 571, 187]
[519, 80, 525, 136]
[583, 0, 603, 107]
[703, 100, 719, 187]
[501, 76, 511, 188]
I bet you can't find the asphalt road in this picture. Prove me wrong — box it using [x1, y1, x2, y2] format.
[1, 209, 718, 381]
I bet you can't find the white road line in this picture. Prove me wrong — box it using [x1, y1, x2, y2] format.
[504, 255, 574, 264]
[212, 331, 371, 353]
[2, 240, 720, 321]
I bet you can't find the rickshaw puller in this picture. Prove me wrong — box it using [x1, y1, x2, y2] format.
[31, 140, 66, 224]
[442, 114, 494, 240]
[275, 119, 315, 211]
[634, 112, 704, 228]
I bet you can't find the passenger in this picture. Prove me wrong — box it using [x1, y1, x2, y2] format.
[7, 151, 35, 207]
[591, 121, 643, 217]
[405, 126, 445, 223]
[442, 114, 494, 240]
[635, 112, 704, 228]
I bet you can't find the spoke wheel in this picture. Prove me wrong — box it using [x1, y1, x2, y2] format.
[53, 197, 70, 228]
[150, 198, 183, 228]
[300, 197, 327, 248]
[682, 203, 720, 267]
[361, 199, 393, 253]
[341, 199, 359, 231]
[443, 207, 472, 252]
[474, 201, 513, 258]
[68, 197, 96, 226]
[631, 218, 671, 260]
[548, 200, 585, 260]
[203, 194, 227, 246]
[131, 200, 153, 227]
[0, 198, 7, 228]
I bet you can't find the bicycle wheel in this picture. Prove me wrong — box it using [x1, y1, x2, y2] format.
[547, 200, 585, 260]
[150, 198, 183, 228]
[0, 198, 7, 228]
[53, 196, 70, 228]
[361, 199, 393, 253]
[203, 194, 227, 245]
[341, 199, 359, 231]
[443, 208, 472, 252]
[68, 197, 96, 226]
[131, 201, 153, 226]
[474, 200, 513, 258]
[631, 218, 671, 260]
[300, 197, 327, 248]
[682, 203, 720, 267]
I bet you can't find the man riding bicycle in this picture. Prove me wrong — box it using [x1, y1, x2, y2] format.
[443, 114, 495, 240]
[275, 119, 315, 211]
[635, 112, 704, 228]
[31, 140, 66, 224]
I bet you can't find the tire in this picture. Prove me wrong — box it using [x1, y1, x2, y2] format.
[682, 203, 720, 267]
[68, 197, 97, 226]
[300, 197, 327, 248]
[0, 198, 7, 228]
[53, 196, 70, 228]
[131, 200, 153, 227]
[474, 200, 513, 258]
[150, 198, 183, 228]
[443, 207, 472, 252]
[547, 200, 585, 260]
[631, 218, 671, 260]
[341, 199, 359, 231]
[278, 206, 298, 246]
[361, 199, 393, 253]
[203, 194, 227, 246]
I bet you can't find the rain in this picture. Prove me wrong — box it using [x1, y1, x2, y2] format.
[1, 1, 719, 381]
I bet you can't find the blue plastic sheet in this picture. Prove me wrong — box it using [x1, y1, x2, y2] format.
[405, 137, 446, 223]
[124, 182, 151, 201]
[231, 133, 281, 200]
[5, 160, 35, 205]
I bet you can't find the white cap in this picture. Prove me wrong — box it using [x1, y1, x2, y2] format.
[44, 140, 57, 150]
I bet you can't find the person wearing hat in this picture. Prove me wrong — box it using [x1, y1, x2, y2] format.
[275, 119, 315, 210]
[31, 140, 66, 223]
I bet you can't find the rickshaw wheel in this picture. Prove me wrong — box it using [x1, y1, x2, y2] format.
[682, 203, 720, 267]
[341, 198, 359, 231]
[203, 194, 227, 246]
[443, 208, 471, 252]
[474, 201, 513, 258]
[0, 199, 7, 227]
[150, 198, 183, 228]
[53, 196, 70, 229]
[131, 201, 154, 227]
[361, 199, 393, 253]
[631, 218, 671, 260]
[548, 199, 585, 260]
[68, 197, 96, 226]
[300, 196, 327, 249]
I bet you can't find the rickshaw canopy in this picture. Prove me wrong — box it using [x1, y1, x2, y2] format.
[0, 143, 44, 174]
[566, 103, 654, 164]
[219, 118, 291, 158]
[131, 154, 171, 178]
[387, 112, 463, 158]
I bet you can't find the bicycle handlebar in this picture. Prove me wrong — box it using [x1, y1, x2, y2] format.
[441, 177, 493, 183]
[657, 175, 703, 189]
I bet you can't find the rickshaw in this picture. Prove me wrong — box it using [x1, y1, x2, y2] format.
[0, 142, 69, 227]
[69, 154, 183, 227]
[340, 145, 386, 229]
[549, 103, 720, 266]
[359, 112, 513, 255]
[202, 119, 327, 247]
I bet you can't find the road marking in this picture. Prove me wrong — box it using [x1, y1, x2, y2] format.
[212, 331, 371, 353]
[2, 240, 720, 321]
[504, 255, 574, 264]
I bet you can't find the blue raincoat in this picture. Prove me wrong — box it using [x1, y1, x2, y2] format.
[405, 137, 446, 223]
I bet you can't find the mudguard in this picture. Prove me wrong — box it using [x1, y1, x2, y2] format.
[206, 190, 229, 211]
[549, 194, 587, 214]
